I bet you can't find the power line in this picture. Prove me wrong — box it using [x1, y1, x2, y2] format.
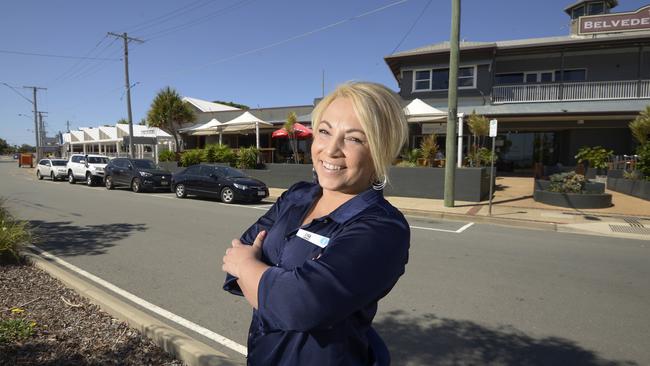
[140, 0, 257, 41]
[54, 37, 122, 84]
[0, 48, 121, 61]
[52, 35, 109, 82]
[125, 0, 216, 34]
[390, 0, 432, 54]
[156, 0, 410, 79]
[1, 82, 33, 104]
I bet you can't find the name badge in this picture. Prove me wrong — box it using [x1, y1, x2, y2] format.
[296, 229, 330, 248]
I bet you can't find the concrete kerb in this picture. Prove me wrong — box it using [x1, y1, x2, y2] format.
[24, 248, 245, 366]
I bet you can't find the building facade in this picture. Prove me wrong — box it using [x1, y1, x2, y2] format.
[384, 0, 650, 173]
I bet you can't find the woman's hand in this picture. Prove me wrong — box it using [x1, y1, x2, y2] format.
[222, 230, 266, 278]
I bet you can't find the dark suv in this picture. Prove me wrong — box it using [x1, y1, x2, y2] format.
[171, 164, 268, 203]
[104, 158, 172, 193]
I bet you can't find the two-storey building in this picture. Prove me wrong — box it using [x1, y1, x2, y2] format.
[385, 0, 650, 173]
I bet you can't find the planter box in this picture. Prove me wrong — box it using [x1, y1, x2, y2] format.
[240, 164, 492, 202]
[534, 179, 605, 194]
[607, 176, 650, 201]
[533, 189, 612, 209]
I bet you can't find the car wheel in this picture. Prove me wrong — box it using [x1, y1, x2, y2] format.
[175, 184, 186, 198]
[37, 170, 43, 180]
[105, 176, 114, 190]
[221, 187, 235, 204]
[131, 178, 142, 193]
[86, 173, 94, 186]
[68, 171, 75, 184]
[50, 172, 56, 181]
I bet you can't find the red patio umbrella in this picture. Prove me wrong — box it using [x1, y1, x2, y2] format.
[271, 123, 312, 139]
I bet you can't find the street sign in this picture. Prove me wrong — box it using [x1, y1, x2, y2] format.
[489, 119, 498, 137]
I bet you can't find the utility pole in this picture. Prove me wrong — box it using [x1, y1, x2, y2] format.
[66, 120, 70, 132]
[444, 0, 461, 207]
[23, 86, 47, 160]
[108, 32, 143, 158]
[38, 112, 46, 148]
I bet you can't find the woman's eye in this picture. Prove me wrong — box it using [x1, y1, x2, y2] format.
[318, 129, 330, 136]
[346, 137, 364, 144]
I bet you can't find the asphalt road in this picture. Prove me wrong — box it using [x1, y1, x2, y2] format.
[2, 160, 649, 366]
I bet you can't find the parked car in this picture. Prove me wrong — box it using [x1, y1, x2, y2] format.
[171, 164, 269, 203]
[36, 158, 68, 181]
[104, 158, 172, 193]
[67, 154, 109, 186]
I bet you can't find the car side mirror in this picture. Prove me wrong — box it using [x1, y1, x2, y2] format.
[128, 165, 133, 170]
[79, 160, 86, 164]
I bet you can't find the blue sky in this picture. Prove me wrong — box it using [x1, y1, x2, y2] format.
[1, 0, 647, 145]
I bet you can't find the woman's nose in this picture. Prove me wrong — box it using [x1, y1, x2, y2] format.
[323, 134, 344, 157]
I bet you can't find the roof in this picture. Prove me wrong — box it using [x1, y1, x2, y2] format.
[182, 97, 241, 112]
[389, 41, 495, 58]
[564, 0, 618, 14]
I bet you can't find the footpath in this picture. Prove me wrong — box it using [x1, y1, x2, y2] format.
[269, 176, 650, 241]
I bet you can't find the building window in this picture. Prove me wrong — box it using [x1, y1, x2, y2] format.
[588, 2, 604, 15]
[413, 66, 476, 91]
[572, 5, 585, 19]
[495, 73, 524, 84]
[555, 69, 587, 82]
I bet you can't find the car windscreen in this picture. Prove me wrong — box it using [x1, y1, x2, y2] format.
[133, 160, 156, 169]
[220, 167, 246, 178]
[51, 160, 67, 166]
[87, 157, 108, 164]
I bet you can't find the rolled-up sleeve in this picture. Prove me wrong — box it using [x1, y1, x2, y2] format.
[256, 215, 410, 331]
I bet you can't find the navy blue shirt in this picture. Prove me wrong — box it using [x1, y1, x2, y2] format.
[224, 181, 410, 366]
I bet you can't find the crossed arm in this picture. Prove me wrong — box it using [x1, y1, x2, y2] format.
[222, 231, 269, 309]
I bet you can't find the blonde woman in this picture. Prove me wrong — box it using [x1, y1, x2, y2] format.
[223, 82, 410, 365]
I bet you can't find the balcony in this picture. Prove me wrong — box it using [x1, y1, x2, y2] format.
[492, 80, 650, 104]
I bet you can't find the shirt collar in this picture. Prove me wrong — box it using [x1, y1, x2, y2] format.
[296, 183, 384, 224]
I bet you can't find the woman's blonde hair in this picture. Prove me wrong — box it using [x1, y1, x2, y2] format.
[311, 81, 408, 185]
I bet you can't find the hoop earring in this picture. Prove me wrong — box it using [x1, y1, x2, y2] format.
[372, 175, 387, 191]
[312, 167, 319, 184]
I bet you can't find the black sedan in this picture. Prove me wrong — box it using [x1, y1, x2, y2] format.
[171, 164, 269, 203]
[104, 158, 172, 193]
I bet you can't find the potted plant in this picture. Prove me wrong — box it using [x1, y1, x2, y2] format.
[574, 146, 613, 182]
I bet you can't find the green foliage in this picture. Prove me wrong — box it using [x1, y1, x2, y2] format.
[116, 118, 129, 124]
[629, 105, 650, 144]
[158, 150, 176, 162]
[18, 144, 35, 153]
[548, 171, 586, 193]
[236, 147, 259, 169]
[0, 318, 35, 344]
[204, 144, 218, 163]
[212, 100, 249, 110]
[0, 138, 10, 154]
[623, 170, 644, 180]
[284, 112, 299, 164]
[419, 134, 438, 166]
[146, 87, 196, 153]
[138, 118, 147, 126]
[636, 142, 650, 178]
[405, 148, 422, 164]
[0, 199, 30, 264]
[467, 110, 489, 137]
[468, 146, 498, 167]
[179, 149, 204, 167]
[574, 146, 613, 169]
[395, 161, 417, 168]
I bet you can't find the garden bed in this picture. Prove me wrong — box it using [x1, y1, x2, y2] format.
[607, 170, 650, 201]
[0, 262, 184, 366]
[533, 179, 612, 209]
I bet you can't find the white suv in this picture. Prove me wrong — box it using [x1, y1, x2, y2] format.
[67, 154, 109, 186]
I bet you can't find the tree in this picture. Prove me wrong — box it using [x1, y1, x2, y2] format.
[419, 134, 438, 167]
[18, 144, 35, 153]
[146, 87, 196, 153]
[467, 111, 489, 166]
[117, 118, 129, 124]
[629, 105, 650, 145]
[0, 138, 9, 154]
[138, 118, 147, 126]
[283, 112, 299, 163]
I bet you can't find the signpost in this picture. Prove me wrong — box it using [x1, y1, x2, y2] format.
[488, 119, 498, 215]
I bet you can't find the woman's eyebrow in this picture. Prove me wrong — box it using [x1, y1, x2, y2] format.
[319, 120, 366, 135]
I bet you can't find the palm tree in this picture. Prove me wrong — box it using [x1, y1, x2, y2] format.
[629, 105, 650, 145]
[283, 112, 299, 163]
[146, 87, 195, 154]
[467, 110, 489, 166]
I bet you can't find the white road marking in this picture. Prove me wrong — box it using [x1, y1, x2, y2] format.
[28, 245, 248, 356]
[409, 222, 474, 234]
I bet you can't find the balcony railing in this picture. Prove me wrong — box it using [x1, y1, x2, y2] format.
[492, 80, 650, 104]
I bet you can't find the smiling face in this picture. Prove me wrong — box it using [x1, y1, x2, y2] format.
[312, 97, 376, 196]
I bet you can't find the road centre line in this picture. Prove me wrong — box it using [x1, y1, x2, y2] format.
[28, 245, 248, 356]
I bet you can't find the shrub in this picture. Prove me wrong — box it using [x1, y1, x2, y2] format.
[574, 146, 613, 170]
[0, 200, 30, 264]
[204, 144, 218, 163]
[548, 171, 586, 193]
[158, 150, 176, 162]
[468, 146, 497, 167]
[214, 144, 236, 164]
[180, 149, 204, 167]
[623, 170, 644, 180]
[395, 161, 417, 168]
[419, 134, 438, 166]
[629, 105, 650, 145]
[236, 147, 259, 169]
[405, 148, 421, 164]
[636, 142, 650, 179]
